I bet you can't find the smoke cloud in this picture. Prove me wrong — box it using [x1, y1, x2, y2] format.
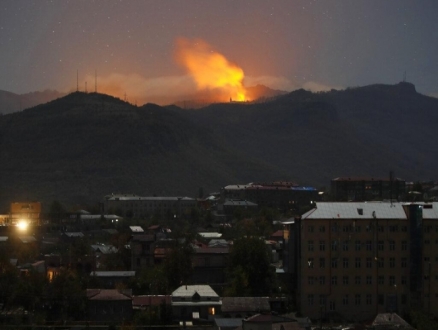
[174, 38, 247, 102]
[79, 38, 343, 105]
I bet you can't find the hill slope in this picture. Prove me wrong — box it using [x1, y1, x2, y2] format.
[0, 82, 436, 210]
[180, 82, 438, 186]
[0, 89, 65, 114]
[0, 92, 289, 210]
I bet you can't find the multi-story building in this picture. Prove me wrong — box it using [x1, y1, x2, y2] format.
[221, 181, 319, 212]
[297, 201, 438, 322]
[331, 177, 406, 201]
[104, 194, 196, 218]
[191, 245, 229, 292]
[9, 202, 41, 226]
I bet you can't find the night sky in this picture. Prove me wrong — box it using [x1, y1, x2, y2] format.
[1, 0, 437, 103]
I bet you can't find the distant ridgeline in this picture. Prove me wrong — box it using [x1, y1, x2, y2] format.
[0, 81, 436, 208]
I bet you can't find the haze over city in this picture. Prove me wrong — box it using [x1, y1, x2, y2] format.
[1, 0, 438, 105]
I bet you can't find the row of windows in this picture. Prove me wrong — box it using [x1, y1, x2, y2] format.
[307, 240, 409, 252]
[307, 275, 407, 286]
[307, 257, 409, 268]
[307, 224, 409, 233]
[307, 294, 408, 307]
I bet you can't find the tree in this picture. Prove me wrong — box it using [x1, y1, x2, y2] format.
[407, 309, 438, 330]
[49, 200, 67, 225]
[133, 264, 171, 296]
[0, 257, 19, 308]
[46, 268, 86, 322]
[225, 237, 276, 296]
[163, 239, 194, 290]
[223, 265, 250, 296]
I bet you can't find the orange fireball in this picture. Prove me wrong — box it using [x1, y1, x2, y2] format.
[175, 38, 246, 102]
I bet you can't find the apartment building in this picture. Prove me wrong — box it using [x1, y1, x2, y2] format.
[104, 194, 196, 218]
[297, 202, 438, 322]
[331, 177, 406, 201]
[221, 182, 319, 212]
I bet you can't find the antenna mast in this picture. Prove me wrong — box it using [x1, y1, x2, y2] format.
[95, 70, 97, 93]
[76, 70, 79, 92]
[85, 81, 87, 93]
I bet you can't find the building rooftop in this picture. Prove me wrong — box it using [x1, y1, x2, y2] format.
[222, 297, 270, 313]
[132, 295, 171, 308]
[106, 196, 195, 202]
[86, 289, 132, 301]
[214, 318, 243, 328]
[244, 313, 297, 324]
[372, 313, 413, 329]
[411, 202, 438, 219]
[91, 244, 118, 254]
[18, 236, 37, 243]
[302, 202, 407, 220]
[198, 232, 222, 238]
[90, 271, 135, 277]
[129, 226, 144, 233]
[332, 177, 405, 182]
[172, 285, 219, 299]
[223, 200, 258, 207]
[63, 232, 84, 238]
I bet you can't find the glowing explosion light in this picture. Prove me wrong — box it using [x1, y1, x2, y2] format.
[17, 220, 29, 231]
[175, 38, 247, 102]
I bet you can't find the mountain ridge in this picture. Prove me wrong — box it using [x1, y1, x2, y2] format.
[0, 82, 436, 210]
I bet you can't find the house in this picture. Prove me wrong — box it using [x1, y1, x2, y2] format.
[129, 226, 145, 235]
[60, 232, 84, 243]
[171, 285, 222, 322]
[208, 239, 229, 248]
[372, 313, 414, 329]
[86, 289, 133, 322]
[89, 271, 135, 289]
[221, 297, 270, 318]
[214, 318, 243, 330]
[130, 234, 155, 270]
[91, 244, 118, 269]
[191, 246, 229, 290]
[17, 236, 37, 244]
[221, 199, 258, 219]
[199, 232, 222, 239]
[132, 295, 171, 311]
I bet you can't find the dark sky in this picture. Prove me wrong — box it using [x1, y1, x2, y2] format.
[1, 0, 437, 101]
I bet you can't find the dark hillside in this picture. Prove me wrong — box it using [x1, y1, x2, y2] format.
[0, 89, 65, 114]
[0, 83, 436, 210]
[182, 82, 438, 186]
[0, 92, 289, 210]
